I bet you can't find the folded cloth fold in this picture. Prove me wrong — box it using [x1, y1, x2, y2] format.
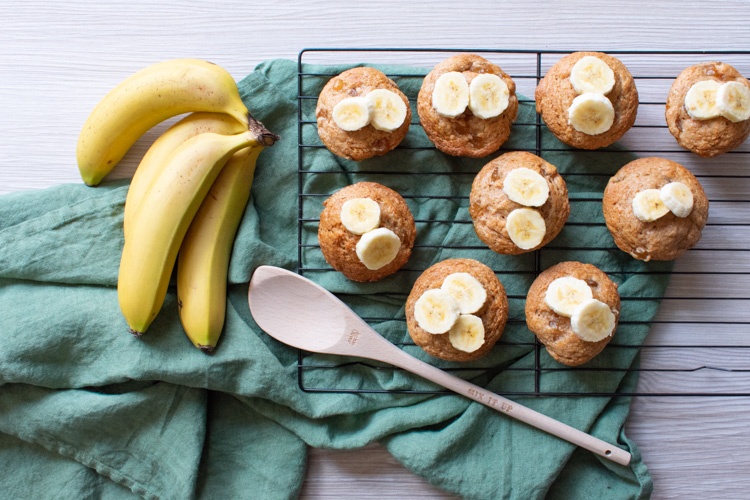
[0, 58, 669, 499]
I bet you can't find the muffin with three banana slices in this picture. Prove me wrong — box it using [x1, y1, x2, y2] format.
[406, 258, 508, 362]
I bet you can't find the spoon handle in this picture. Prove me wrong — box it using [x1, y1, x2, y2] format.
[340, 316, 631, 466]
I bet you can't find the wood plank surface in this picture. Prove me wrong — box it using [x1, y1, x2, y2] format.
[2, 1, 750, 498]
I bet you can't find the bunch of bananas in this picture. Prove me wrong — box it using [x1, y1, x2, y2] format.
[77, 59, 279, 353]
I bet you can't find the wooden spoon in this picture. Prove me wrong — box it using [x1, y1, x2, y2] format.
[247, 265, 631, 466]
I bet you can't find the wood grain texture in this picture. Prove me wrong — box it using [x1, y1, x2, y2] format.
[2, 1, 750, 498]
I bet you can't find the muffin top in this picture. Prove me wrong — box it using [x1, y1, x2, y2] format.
[417, 53, 518, 157]
[470, 151, 570, 255]
[602, 157, 709, 262]
[316, 67, 411, 161]
[406, 258, 508, 362]
[525, 261, 620, 366]
[318, 182, 416, 282]
[665, 61, 750, 157]
[535, 51, 638, 150]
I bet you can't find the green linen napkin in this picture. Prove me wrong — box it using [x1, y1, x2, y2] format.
[0, 58, 671, 499]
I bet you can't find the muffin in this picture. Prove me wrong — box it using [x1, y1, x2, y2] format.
[469, 151, 570, 255]
[665, 61, 750, 157]
[525, 261, 620, 366]
[318, 182, 416, 282]
[316, 67, 411, 161]
[535, 51, 639, 149]
[406, 258, 508, 362]
[417, 53, 518, 157]
[602, 157, 709, 261]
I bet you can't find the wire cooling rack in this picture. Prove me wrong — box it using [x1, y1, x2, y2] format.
[296, 48, 750, 398]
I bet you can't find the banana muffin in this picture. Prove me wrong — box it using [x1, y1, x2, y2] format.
[417, 53, 518, 157]
[405, 258, 508, 362]
[318, 182, 416, 282]
[602, 157, 709, 261]
[535, 51, 639, 149]
[316, 67, 411, 161]
[665, 61, 750, 157]
[469, 151, 570, 255]
[525, 261, 620, 366]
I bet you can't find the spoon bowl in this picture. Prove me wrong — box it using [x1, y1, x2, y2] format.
[248, 268, 348, 352]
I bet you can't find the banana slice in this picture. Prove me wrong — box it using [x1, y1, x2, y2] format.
[570, 298, 616, 342]
[632, 188, 669, 222]
[544, 276, 594, 317]
[502, 167, 550, 207]
[355, 227, 401, 270]
[569, 56, 616, 95]
[506, 208, 546, 250]
[414, 289, 461, 334]
[684, 80, 722, 120]
[659, 182, 694, 218]
[432, 71, 470, 117]
[366, 89, 408, 132]
[332, 96, 371, 131]
[340, 197, 381, 235]
[441, 272, 487, 314]
[468, 73, 510, 119]
[448, 314, 486, 353]
[568, 93, 615, 135]
[716, 81, 750, 123]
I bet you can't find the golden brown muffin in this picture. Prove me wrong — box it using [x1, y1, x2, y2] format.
[535, 51, 639, 149]
[318, 182, 416, 282]
[602, 157, 709, 261]
[316, 67, 411, 161]
[417, 53, 518, 157]
[469, 151, 570, 255]
[665, 61, 750, 157]
[525, 261, 620, 366]
[406, 258, 508, 362]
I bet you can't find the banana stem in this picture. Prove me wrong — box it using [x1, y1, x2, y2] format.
[247, 112, 280, 147]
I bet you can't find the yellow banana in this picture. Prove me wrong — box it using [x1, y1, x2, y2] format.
[77, 59, 249, 186]
[117, 128, 273, 336]
[176, 146, 263, 353]
[123, 112, 247, 237]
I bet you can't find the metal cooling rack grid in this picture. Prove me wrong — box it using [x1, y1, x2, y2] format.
[296, 48, 750, 397]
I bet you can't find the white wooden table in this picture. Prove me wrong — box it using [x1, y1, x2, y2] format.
[3, 1, 750, 498]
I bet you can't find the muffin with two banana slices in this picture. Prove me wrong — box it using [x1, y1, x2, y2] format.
[406, 259, 508, 362]
[665, 61, 750, 157]
[469, 151, 570, 255]
[535, 51, 639, 149]
[316, 67, 411, 161]
[525, 261, 620, 366]
[602, 157, 709, 262]
[417, 53, 519, 157]
[318, 182, 416, 282]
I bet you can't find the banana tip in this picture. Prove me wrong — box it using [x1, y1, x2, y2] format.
[81, 174, 102, 187]
[129, 328, 144, 338]
[198, 345, 216, 354]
